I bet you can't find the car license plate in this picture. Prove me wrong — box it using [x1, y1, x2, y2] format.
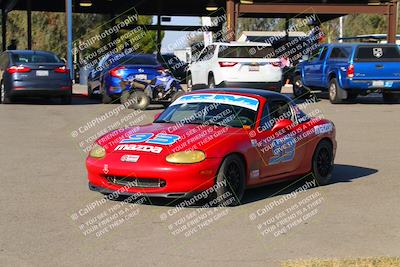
[135, 74, 147, 80]
[249, 65, 259, 71]
[36, 70, 49, 76]
[372, 80, 384, 87]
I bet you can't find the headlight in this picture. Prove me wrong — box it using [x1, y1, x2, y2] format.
[166, 150, 206, 164]
[89, 144, 106, 159]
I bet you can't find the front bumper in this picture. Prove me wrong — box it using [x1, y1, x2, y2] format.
[86, 154, 222, 197]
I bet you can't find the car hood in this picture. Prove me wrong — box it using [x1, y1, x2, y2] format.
[97, 123, 245, 157]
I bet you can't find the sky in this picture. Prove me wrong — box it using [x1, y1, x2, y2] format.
[152, 16, 202, 53]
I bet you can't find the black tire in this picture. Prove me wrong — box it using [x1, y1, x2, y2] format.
[214, 155, 246, 206]
[208, 74, 215, 88]
[162, 91, 185, 108]
[329, 78, 344, 104]
[312, 140, 334, 186]
[121, 91, 149, 110]
[101, 91, 112, 104]
[186, 73, 193, 92]
[293, 74, 309, 98]
[0, 82, 12, 104]
[87, 85, 97, 99]
[383, 92, 400, 103]
[60, 94, 72, 105]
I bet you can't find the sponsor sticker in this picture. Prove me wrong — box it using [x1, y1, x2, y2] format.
[314, 123, 333, 135]
[120, 155, 140, 162]
[171, 93, 260, 111]
[114, 144, 162, 154]
[250, 169, 260, 179]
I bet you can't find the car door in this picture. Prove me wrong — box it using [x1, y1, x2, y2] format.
[303, 46, 328, 86]
[197, 45, 216, 85]
[190, 49, 207, 85]
[255, 99, 304, 179]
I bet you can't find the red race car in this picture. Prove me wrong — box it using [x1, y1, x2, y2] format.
[86, 88, 336, 205]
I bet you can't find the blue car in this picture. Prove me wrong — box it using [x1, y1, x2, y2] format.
[100, 54, 163, 104]
[293, 43, 400, 103]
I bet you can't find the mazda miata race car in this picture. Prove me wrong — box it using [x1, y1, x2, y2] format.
[86, 88, 336, 206]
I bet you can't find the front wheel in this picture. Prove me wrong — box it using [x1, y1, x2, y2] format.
[214, 155, 245, 206]
[292, 74, 310, 98]
[312, 140, 334, 186]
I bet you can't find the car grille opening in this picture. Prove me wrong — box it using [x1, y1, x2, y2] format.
[105, 176, 166, 188]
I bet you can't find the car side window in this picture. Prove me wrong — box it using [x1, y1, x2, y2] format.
[308, 46, 325, 62]
[263, 100, 295, 130]
[319, 47, 329, 60]
[197, 45, 215, 61]
[259, 103, 271, 130]
[329, 47, 351, 60]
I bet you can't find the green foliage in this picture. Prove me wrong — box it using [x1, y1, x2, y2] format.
[1, 11, 163, 59]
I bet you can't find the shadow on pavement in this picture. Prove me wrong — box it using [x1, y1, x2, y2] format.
[112, 164, 378, 208]
[5, 94, 99, 105]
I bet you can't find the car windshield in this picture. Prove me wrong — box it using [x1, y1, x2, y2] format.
[218, 45, 275, 58]
[155, 102, 257, 128]
[11, 52, 62, 63]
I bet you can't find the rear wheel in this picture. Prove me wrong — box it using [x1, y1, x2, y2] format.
[122, 91, 149, 110]
[312, 140, 334, 185]
[186, 73, 193, 91]
[162, 90, 185, 108]
[208, 74, 215, 88]
[0, 82, 11, 104]
[214, 155, 245, 206]
[101, 83, 113, 104]
[329, 78, 345, 104]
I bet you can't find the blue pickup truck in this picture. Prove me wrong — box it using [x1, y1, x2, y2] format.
[293, 43, 400, 103]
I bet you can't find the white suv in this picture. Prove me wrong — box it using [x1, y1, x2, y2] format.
[187, 42, 283, 91]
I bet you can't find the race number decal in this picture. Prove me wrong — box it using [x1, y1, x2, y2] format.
[268, 136, 296, 165]
[121, 133, 180, 145]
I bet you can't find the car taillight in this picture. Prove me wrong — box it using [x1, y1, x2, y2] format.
[347, 64, 354, 78]
[218, 61, 237, 67]
[7, 66, 31, 74]
[157, 66, 165, 73]
[54, 66, 70, 74]
[109, 66, 125, 78]
[271, 62, 281, 67]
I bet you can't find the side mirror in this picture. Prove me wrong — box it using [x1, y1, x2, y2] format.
[154, 112, 162, 121]
[271, 119, 293, 133]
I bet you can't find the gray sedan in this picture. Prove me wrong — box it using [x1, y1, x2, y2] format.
[0, 50, 72, 104]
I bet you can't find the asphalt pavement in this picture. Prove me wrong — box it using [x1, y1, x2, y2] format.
[0, 86, 399, 266]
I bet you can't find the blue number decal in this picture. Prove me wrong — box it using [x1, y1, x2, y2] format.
[120, 133, 180, 145]
[268, 136, 296, 165]
[146, 134, 180, 145]
[121, 133, 154, 143]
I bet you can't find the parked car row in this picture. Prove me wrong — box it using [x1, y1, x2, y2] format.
[2, 42, 398, 106]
